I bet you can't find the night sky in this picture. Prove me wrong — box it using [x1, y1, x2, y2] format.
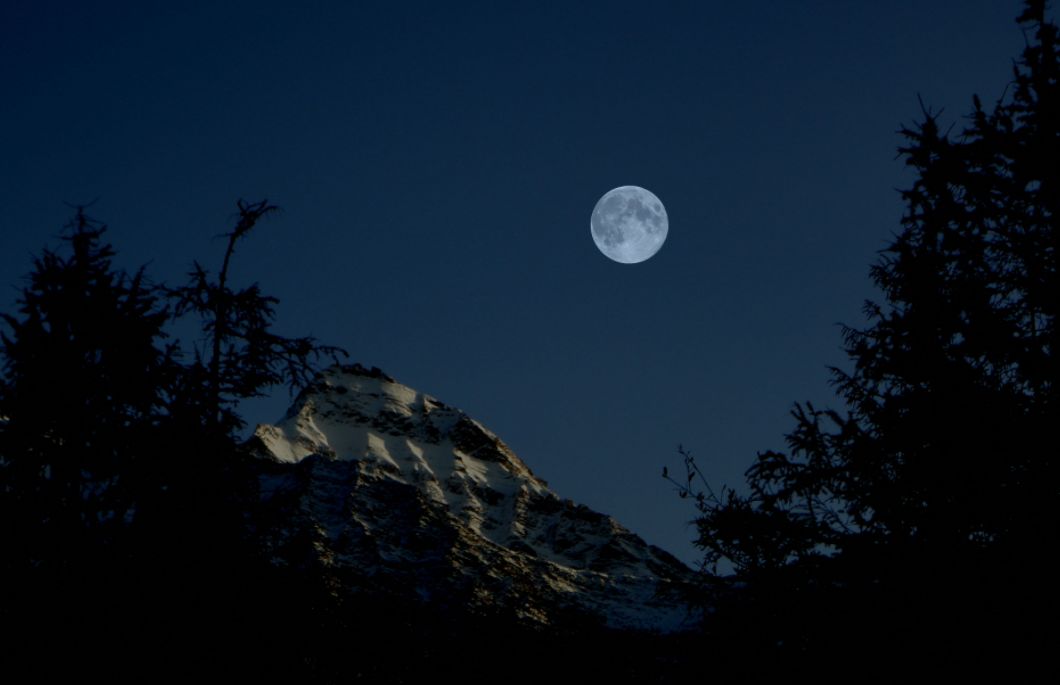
[1, 1, 1028, 564]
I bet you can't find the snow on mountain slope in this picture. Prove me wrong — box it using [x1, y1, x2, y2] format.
[249, 363, 699, 632]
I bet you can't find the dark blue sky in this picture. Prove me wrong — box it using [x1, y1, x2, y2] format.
[1, 1, 1029, 564]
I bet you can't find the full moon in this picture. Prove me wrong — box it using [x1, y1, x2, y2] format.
[590, 186, 668, 264]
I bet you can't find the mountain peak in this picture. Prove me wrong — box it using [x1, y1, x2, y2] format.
[255, 364, 543, 484]
[250, 364, 697, 631]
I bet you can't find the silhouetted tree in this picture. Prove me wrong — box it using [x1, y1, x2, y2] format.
[145, 201, 347, 638]
[0, 209, 173, 575]
[0, 209, 184, 671]
[168, 199, 345, 435]
[672, 0, 1058, 671]
[0, 201, 347, 677]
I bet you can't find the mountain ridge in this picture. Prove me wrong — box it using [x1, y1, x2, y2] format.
[248, 363, 698, 632]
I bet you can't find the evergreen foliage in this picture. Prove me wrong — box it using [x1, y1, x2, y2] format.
[168, 199, 344, 434]
[672, 0, 1058, 670]
[0, 209, 173, 573]
[0, 200, 346, 677]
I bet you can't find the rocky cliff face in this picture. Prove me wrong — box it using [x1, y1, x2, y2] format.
[249, 364, 697, 631]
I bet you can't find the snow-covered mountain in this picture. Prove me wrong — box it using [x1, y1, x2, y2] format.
[248, 364, 698, 632]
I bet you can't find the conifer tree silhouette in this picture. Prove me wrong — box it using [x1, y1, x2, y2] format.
[0, 201, 347, 676]
[0, 208, 172, 575]
[0, 209, 181, 669]
[672, 0, 1058, 670]
[168, 199, 345, 434]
